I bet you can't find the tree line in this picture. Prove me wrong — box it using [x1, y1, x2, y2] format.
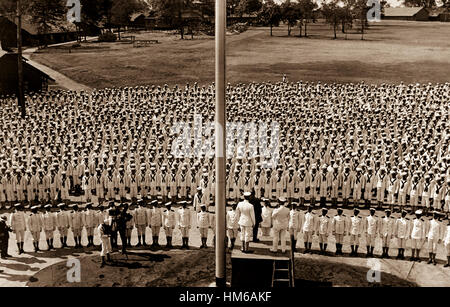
[0, 0, 385, 44]
[0, 0, 145, 43]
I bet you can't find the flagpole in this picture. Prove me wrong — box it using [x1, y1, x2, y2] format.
[17, 0, 25, 119]
[215, 0, 226, 288]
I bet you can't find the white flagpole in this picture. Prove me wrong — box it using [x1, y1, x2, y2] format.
[215, 0, 227, 288]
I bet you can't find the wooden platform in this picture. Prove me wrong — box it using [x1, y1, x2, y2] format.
[231, 238, 292, 287]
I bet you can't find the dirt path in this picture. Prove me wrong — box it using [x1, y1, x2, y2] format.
[23, 53, 92, 91]
[23, 41, 94, 92]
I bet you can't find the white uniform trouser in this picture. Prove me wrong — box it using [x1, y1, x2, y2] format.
[85, 227, 94, 236]
[240, 225, 252, 243]
[289, 227, 299, 240]
[428, 238, 439, 253]
[445, 242, 450, 256]
[44, 229, 54, 239]
[272, 227, 287, 252]
[366, 233, 376, 246]
[30, 231, 40, 242]
[319, 234, 328, 244]
[180, 226, 190, 237]
[164, 226, 174, 236]
[381, 235, 392, 247]
[100, 236, 112, 256]
[397, 237, 407, 249]
[227, 228, 239, 239]
[411, 238, 422, 249]
[151, 226, 161, 237]
[14, 230, 25, 242]
[350, 234, 360, 245]
[136, 224, 146, 236]
[59, 226, 68, 236]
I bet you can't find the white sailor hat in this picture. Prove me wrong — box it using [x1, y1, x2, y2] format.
[415, 209, 423, 215]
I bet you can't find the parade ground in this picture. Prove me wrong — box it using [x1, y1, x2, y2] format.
[30, 20, 450, 89]
[2, 207, 450, 287]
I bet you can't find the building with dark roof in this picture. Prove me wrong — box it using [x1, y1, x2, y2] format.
[0, 15, 78, 48]
[0, 52, 55, 95]
[382, 7, 430, 21]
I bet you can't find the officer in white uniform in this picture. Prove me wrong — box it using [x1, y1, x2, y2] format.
[302, 204, 316, 253]
[349, 208, 363, 257]
[42, 204, 57, 250]
[235, 192, 256, 253]
[380, 209, 396, 258]
[226, 202, 239, 250]
[70, 204, 83, 248]
[98, 218, 112, 268]
[27, 205, 42, 252]
[270, 197, 290, 253]
[332, 208, 347, 256]
[394, 209, 410, 260]
[426, 211, 443, 265]
[443, 219, 450, 267]
[260, 198, 272, 237]
[410, 209, 426, 262]
[83, 203, 96, 247]
[288, 202, 302, 252]
[148, 200, 162, 247]
[134, 201, 148, 246]
[317, 208, 331, 254]
[9, 203, 26, 254]
[365, 208, 379, 257]
[177, 200, 192, 249]
[162, 202, 176, 248]
[197, 204, 210, 248]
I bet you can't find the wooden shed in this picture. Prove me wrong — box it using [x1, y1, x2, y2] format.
[382, 7, 430, 21]
[0, 52, 54, 95]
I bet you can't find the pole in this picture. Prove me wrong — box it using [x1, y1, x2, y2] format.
[17, 0, 25, 119]
[215, 0, 226, 288]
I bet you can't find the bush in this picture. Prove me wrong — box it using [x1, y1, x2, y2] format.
[227, 23, 249, 34]
[98, 31, 117, 42]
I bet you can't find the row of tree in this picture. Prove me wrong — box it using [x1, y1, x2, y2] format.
[258, 0, 373, 40]
[0, 0, 145, 43]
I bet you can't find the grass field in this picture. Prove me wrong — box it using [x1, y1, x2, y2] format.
[30, 20, 450, 89]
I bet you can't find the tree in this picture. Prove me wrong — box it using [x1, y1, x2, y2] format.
[257, 0, 282, 36]
[353, 0, 368, 40]
[404, 0, 436, 7]
[323, 1, 340, 39]
[227, 0, 240, 15]
[236, 0, 262, 16]
[78, 0, 104, 40]
[298, 0, 316, 37]
[339, 0, 353, 33]
[28, 0, 66, 46]
[110, 0, 142, 39]
[280, 0, 298, 36]
[150, 0, 186, 39]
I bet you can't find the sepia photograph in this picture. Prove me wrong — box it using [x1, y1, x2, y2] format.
[0, 0, 449, 298]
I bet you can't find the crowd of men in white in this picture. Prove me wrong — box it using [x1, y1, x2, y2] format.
[3, 194, 450, 267]
[0, 80, 449, 266]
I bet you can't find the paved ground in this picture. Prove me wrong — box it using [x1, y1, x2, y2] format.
[1, 207, 450, 287]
